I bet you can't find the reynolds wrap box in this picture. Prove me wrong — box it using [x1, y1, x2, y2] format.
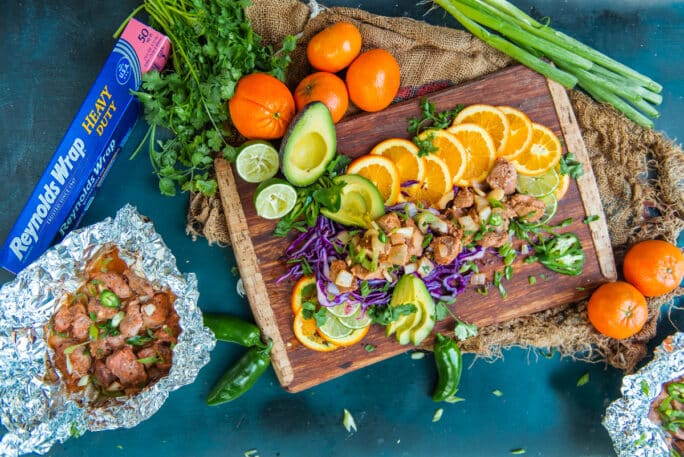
[0, 19, 170, 274]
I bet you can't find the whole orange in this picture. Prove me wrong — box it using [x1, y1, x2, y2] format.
[587, 281, 648, 339]
[228, 73, 295, 140]
[307, 22, 362, 73]
[294, 72, 349, 123]
[623, 239, 684, 297]
[345, 49, 401, 112]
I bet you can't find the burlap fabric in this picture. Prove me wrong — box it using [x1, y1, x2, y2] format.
[186, 0, 684, 371]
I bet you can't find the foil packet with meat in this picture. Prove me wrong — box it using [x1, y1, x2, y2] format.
[0, 204, 216, 456]
[604, 332, 684, 457]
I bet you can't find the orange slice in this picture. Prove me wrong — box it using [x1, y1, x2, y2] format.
[415, 129, 466, 185]
[453, 104, 510, 156]
[369, 138, 425, 188]
[446, 123, 496, 186]
[291, 275, 316, 314]
[497, 106, 533, 161]
[404, 154, 452, 206]
[321, 324, 371, 347]
[512, 123, 562, 176]
[555, 171, 570, 200]
[346, 155, 400, 205]
[293, 310, 338, 352]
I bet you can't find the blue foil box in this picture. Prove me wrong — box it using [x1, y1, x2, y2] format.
[0, 19, 170, 274]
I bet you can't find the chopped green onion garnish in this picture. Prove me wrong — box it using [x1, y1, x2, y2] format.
[432, 408, 444, 422]
[342, 408, 357, 433]
[576, 372, 590, 387]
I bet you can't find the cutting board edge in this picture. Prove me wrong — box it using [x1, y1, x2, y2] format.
[545, 79, 617, 281]
[214, 158, 295, 389]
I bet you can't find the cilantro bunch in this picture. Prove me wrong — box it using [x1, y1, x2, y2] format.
[120, 0, 296, 196]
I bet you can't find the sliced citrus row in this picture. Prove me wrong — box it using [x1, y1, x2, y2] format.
[291, 276, 371, 351]
[416, 129, 466, 184]
[497, 106, 533, 161]
[404, 154, 452, 206]
[446, 123, 497, 187]
[452, 104, 510, 156]
[291, 275, 317, 314]
[555, 172, 570, 200]
[346, 155, 400, 206]
[369, 138, 425, 187]
[293, 311, 338, 352]
[512, 122, 562, 176]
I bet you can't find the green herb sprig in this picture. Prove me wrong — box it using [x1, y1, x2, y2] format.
[118, 0, 297, 196]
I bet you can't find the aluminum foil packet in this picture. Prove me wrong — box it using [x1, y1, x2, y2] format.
[604, 332, 684, 457]
[0, 204, 216, 456]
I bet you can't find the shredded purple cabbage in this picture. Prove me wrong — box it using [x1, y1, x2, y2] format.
[401, 179, 420, 187]
[279, 215, 481, 311]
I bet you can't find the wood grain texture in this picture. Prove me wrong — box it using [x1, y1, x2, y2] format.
[214, 158, 294, 386]
[220, 65, 616, 393]
[546, 78, 617, 281]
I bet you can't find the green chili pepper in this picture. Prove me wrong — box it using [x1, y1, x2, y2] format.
[203, 313, 265, 347]
[432, 333, 462, 402]
[100, 290, 120, 308]
[206, 341, 272, 405]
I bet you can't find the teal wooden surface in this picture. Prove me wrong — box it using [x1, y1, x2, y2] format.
[1, 1, 682, 456]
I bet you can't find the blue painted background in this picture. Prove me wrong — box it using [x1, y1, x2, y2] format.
[1, 1, 682, 456]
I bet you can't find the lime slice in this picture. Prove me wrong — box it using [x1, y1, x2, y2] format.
[236, 140, 280, 183]
[254, 178, 297, 220]
[318, 311, 353, 340]
[538, 193, 558, 225]
[337, 306, 372, 329]
[516, 168, 560, 197]
[328, 301, 360, 318]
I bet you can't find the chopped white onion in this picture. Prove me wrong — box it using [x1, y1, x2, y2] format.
[335, 270, 354, 288]
[77, 375, 90, 387]
[394, 227, 414, 238]
[487, 188, 505, 202]
[471, 273, 486, 286]
[479, 207, 492, 224]
[458, 215, 479, 232]
[142, 304, 156, 316]
[404, 263, 418, 274]
[521, 244, 530, 255]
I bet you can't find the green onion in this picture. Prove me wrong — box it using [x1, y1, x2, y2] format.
[431, 0, 662, 128]
[432, 408, 444, 422]
[88, 325, 99, 341]
[342, 409, 357, 433]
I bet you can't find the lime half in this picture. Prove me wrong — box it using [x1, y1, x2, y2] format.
[516, 168, 560, 197]
[236, 140, 280, 183]
[254, 178, 297, 220]
[337, 306, 372, 329]
[538, 193, 558, 225]
[318, 311, 353, 340]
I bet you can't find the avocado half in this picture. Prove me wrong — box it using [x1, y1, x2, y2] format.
[279, 102, 336, 187]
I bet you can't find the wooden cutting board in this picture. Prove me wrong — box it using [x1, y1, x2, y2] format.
[215, 64, 616, 393]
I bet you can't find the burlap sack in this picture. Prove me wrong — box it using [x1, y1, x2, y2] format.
[187, 0, 684, 371]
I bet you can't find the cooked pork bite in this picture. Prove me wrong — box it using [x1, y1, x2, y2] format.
[119, 301, 144, 338]
[329, 259, 358, 293]
[106, 347, 148, 387]
[123, 269, 155, 298]
[452, 188, 474, 208]
[90, 271, 132, 299]
[376, 212, 401, 234]
[430, 235, 463, 265]
[141, 293, 171, 329]
[508, 194, 546, 222]
[486, 158, 517, 194]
